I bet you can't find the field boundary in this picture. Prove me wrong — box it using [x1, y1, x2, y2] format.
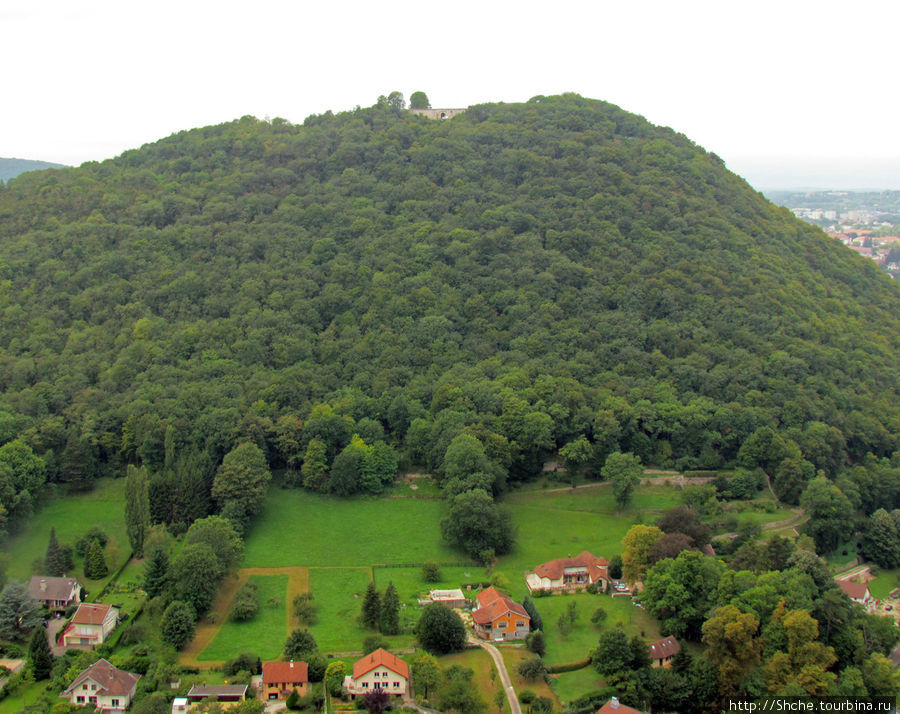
[180, 566, 308, 668]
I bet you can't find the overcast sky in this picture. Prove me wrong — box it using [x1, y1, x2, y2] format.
[3, 0, 898, 189]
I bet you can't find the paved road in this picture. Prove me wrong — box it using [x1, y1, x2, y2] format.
[468, 636, 521, 714]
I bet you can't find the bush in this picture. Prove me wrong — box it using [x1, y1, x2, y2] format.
[292, 592, 316, 625]
[526, 630, 546, 657]
[591, 608, 608, 625]
[231, 582, 259, 622]
[517, 658, 546, 681]
[224, 653, 261, 676]
[422, 562, 442, 583]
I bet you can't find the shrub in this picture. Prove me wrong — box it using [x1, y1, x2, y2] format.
[422, 562, 442, 583]
[517, 658, 546, 681]
[230, 582, 260, 622]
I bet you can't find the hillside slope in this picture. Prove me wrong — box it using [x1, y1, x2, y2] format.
[0, 93, 896, 497]
[0, 157, 66, 183]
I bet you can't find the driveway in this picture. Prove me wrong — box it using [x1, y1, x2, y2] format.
[467, 635, 521, 714]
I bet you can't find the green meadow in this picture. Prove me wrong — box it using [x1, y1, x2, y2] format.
[4, 477, 130, 593]
[200, 575, 289, 661]
[241, 489, 461, 568]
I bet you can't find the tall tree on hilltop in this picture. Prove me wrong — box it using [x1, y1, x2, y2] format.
[409, 91, 431, 110]
[124, 465, 151, 557]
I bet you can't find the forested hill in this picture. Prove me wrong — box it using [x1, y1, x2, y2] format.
[0, 93, 897, 515]
[0, 157, 66, 183]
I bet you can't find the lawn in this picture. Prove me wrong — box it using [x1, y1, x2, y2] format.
[4, 477, 130, 593]
[199, 575, 290, 661]
[372, 565, 484, 604]
[867, 569, 900, 601]
[527, 593, 660, 666]
[550, 665, 607, 707]
[500, 646, 558, 704]
[0, 680, 49, 714]
[436, 648, 507, 712]
[242, 489, 462, 568]
[307, 567, 416, 655]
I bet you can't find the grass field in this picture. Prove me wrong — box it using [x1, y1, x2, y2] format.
[527, 593, 661, 666]
[437, 648, 507, 712]
[372, 566, 483, 604]
[550, 665, 606, 706]
[0, 680, 48, 714]
[867, 569, 900, 601]
[4, 477, 130, 592]
[500, 646, 558, 704]
[200, 575, 289, 661]
[242, 489, 461, 567]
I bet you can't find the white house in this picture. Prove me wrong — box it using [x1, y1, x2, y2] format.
[60, 659, 139, 712]
[61, 603, 119, 648]
[344, 648, 409, 698]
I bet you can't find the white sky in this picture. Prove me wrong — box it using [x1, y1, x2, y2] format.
[3, 0, 899, 189]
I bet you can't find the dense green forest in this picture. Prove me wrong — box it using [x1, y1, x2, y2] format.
[0, 93, 898, 536]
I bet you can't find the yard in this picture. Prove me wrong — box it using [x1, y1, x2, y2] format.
[199, 574, 290, 662]
[3, 477, 130, 595]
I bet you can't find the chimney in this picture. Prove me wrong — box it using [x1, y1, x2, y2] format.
[611, 697, 620, 709]
[289, 661, 293, 669]
[40, 579, 47, 592]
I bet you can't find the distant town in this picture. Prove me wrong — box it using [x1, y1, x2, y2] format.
[766, 190, 900, 279]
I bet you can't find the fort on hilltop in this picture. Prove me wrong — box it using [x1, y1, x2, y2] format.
[410, 107, 466, 120]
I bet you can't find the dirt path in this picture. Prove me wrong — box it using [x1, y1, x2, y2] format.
[180, 566, 309, 668]
[538, 473, 716, 495]
[718, 509, 806, 540]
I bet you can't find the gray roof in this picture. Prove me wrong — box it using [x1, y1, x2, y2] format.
[187, 684, 248, 699]
[28, 576, 80, 602]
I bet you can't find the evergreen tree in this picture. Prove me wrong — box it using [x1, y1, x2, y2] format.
[124, 465, 151, 557]
[144, 547, 169, 598]
[380, 582, 400, 635]
[45, 527, 66, 576]
[28, 625, 53, 679]
[522, 596, 543, 632]
[362, 581, 381, 630]
[161, 600, 196, 649]
[84, 538, 108, 580]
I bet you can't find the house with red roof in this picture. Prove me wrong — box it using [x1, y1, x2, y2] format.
[596, 697, 646, 714]
[61, 603, 118, 649]
[648, 636, 681, 668]
[472, 586, 530, 641]
[60, 659, 139, 712]
[344, 648, 408, 698]
[525, 551, 609, 593]
[262, 660, 308, 700]
[837, 579, 872, 606]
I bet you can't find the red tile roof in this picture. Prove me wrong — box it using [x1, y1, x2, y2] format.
[533, 550, 609, 581]
[71, 603, 113, 626]
[596, 698, 645, 714]
[837, 580, 870, 601]
[62, 659, 139, 698]
[472, 588, 530, 626]
[263, 660, 309, 685]
[648, 636, 681, 661]
[352, 648, 409, 680]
